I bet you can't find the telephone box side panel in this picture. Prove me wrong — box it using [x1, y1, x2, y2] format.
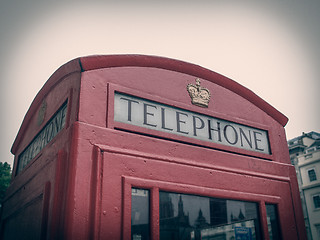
[98, 145, 300, 239]
[10, 69, 81, 178]
[70, 121, 302, 239]
[2, 60, 82, 239]
[11, 58, 81, 157]
[0, 148, 67, 240]
[61, 121, 103, 240]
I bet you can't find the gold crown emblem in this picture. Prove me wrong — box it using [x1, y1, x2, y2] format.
[187, 78, 211, 108]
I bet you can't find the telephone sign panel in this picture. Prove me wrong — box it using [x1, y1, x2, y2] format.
[114, 92, 270, 154]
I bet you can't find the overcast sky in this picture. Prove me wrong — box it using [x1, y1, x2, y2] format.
[1, 0, 319, 166]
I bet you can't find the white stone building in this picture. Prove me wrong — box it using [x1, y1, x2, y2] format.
[288, 131, 320, 240]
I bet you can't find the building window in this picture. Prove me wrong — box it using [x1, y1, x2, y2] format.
[306, 147, 315, 153]
[313, 194, 320, 209]
[132, 188, 150, 240]
[307, 168, 317, 182]
[305, 154, 313, 160]
[315, 224, 320, 240]
[159, 192, 261, 240]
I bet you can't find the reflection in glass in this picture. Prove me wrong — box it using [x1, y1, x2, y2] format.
[266, 204, 281, 240]
[132, 188, 150, 240]
[160, 192, 261, 240]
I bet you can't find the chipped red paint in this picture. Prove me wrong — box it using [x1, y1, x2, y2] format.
[1, 55, 306, 240]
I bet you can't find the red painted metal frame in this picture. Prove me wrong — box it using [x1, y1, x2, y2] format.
[5, 55, 306, 240]
[122, 176, 280, 240]
[86, 137, 302, 240]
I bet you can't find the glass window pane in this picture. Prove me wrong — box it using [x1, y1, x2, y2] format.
[308, 169, 317, 182]
[266, 204, 282, 240]
[160, 192, 261, 240]
[132, 188, 150, 240]
[313, 195, 320, 209]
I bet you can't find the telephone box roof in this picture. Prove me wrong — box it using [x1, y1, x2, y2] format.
[11, 54, 288, 154]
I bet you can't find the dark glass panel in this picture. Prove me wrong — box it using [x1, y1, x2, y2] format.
[160, 192, 261, 240]
[132, 188, 150, 240]
[266, 204, 282, 240]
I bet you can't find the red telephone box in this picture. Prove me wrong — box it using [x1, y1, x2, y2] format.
[1, 55, 306, 240]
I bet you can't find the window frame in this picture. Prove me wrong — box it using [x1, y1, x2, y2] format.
[122, 176, 281, 240]
[131, 188, 151, 240]
[312, 194, 320, 210]
[307, 168, 317, 182]
[266, 203, 282, 240]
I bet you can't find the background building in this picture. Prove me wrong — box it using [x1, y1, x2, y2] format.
[288, 131, 320, 240]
